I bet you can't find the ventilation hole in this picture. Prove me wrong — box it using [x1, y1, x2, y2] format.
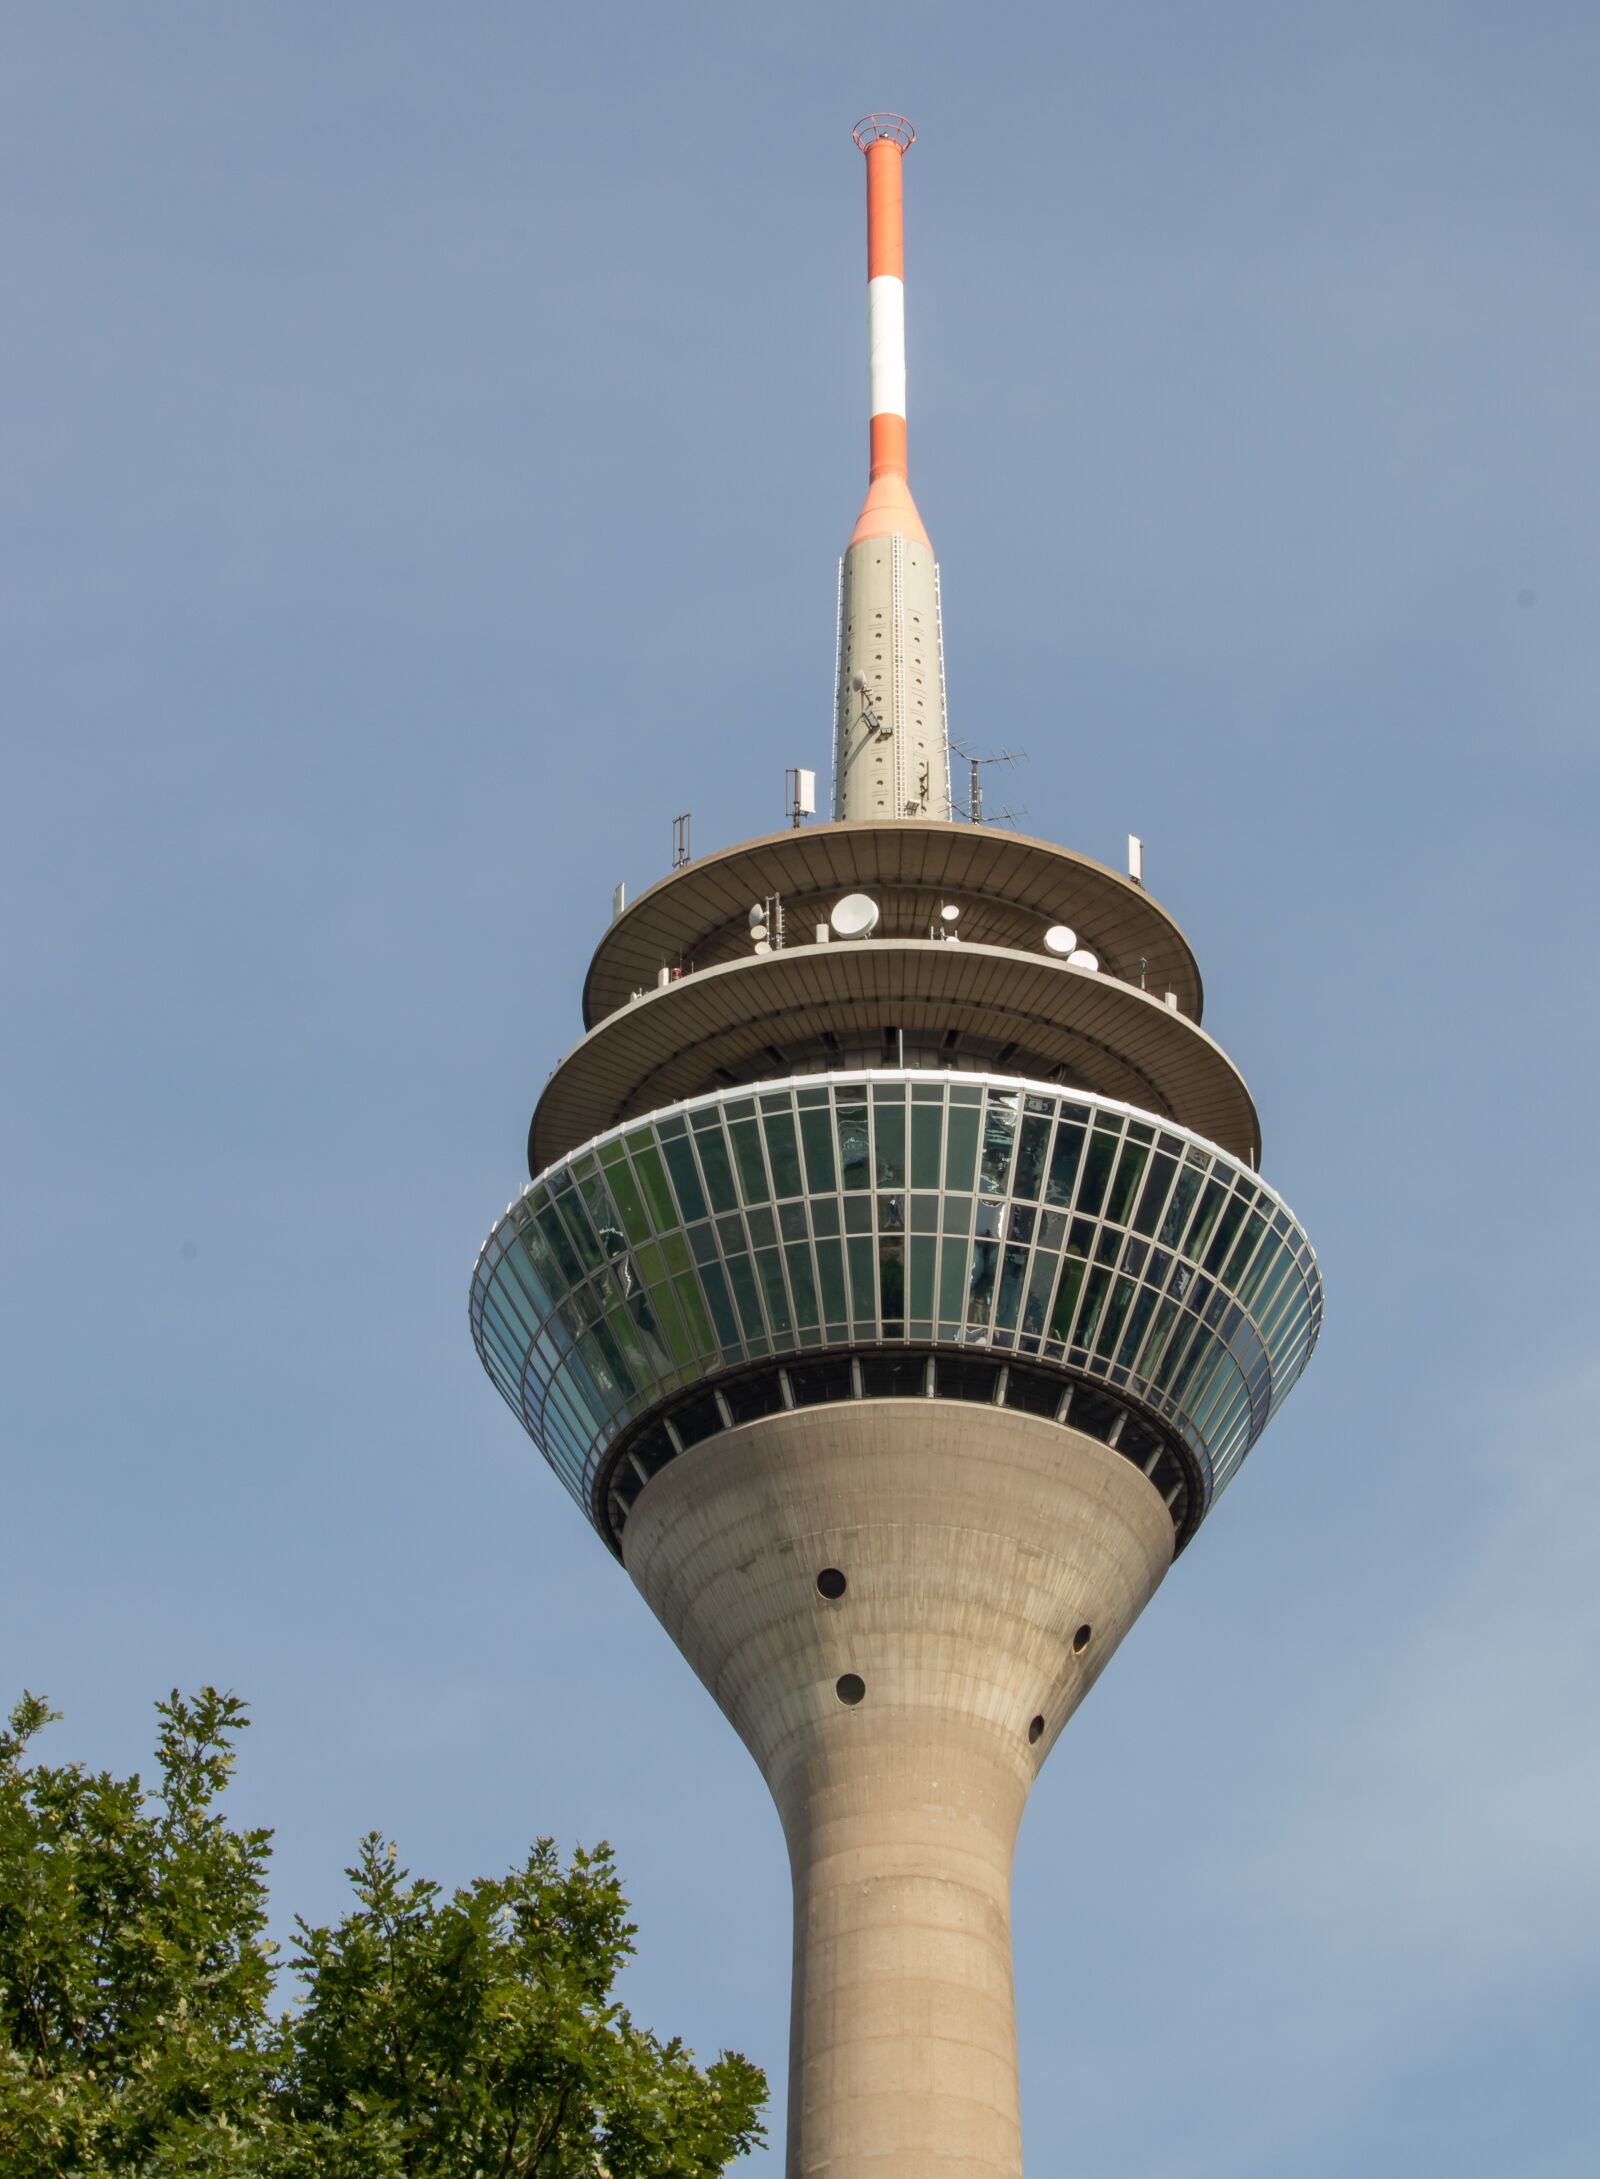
[817, 1567, 847, 1600]
[1028, 1715, 1045, 1745]
[1073, 1624, 1093, 1655]
[835, 1673, 866, 1706]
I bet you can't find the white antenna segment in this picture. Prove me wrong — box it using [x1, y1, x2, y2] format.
[1043, 925, 1077, 956]
[1066, 947, 1100, 972]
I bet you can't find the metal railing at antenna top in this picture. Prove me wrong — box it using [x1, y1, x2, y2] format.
[852, 114, 916, 151]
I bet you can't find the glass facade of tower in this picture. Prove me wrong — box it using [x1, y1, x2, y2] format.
[471, 1071, 1322, 1540]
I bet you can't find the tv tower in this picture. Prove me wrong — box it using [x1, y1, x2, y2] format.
[472, 116, 1321, 2179]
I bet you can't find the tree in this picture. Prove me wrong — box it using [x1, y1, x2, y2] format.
[0, 1692, 765, 2177]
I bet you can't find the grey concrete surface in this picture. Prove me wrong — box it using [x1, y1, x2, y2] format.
[624, 1400, 1174, 2177]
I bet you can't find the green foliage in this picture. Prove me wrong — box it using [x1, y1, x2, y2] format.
[0, 1693, 764, 2177]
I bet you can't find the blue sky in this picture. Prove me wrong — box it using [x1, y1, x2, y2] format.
[4, 5, 1597, 2172]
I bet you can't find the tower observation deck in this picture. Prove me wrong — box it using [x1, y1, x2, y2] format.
[472, 117, 1321, 2179]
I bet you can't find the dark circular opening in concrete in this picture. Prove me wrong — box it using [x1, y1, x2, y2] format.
[816, 1567, 848, 1600]
[1028, 1715, 1045, 1744]
[1073, 1623, 1093, 1654]
[835, 1673, 866, 1707]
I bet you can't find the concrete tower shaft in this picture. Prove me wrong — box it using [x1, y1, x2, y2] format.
[835, 117, 952, 822]
[625, 1407, 1172, 2179]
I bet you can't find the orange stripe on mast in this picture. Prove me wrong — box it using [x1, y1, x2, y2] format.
[864, 136, 905, 281]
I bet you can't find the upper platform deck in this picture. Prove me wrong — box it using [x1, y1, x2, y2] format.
[583, 821, 1205, 1029]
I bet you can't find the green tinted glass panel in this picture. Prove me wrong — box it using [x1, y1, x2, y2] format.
[672, 1272, 713, 1355]
[910, 1103, 943, 1188]
[1014, 1113, 1051, 1200]
[875, 1103, 905, 1188]
[980, 1098, 1018, 1194]
[938, 1234, 967, 1321]
[1131, 1154, 1175, 1238]
[725, 1253, 766, 1339]
[756, 1250, 792, 1335]
[1094, 1273, 1139, 1358]
[1203, 1190, 1250, 1274]
[1159, 1163, 1204, 1247]
[1075, 1265, 1112, 1348]
[1115, 1285, 1158, 1369]
[728, 1118, 770, 1206]
[606, 1158, 654, 1243]
[1045, 1122, 1085, 1207]
[650, 1281, 693, 1367]
[1049, 1256, 1085, 1342]
[627, 1144, 675, 1235]
[536, 1204, 584, 1285]
[1076, 1131, 1119, 1219]
[1022, 1248, 1056, 1335]
[763, 1111, 804, 1197]
[815, 1236, 848, 1322]
[996, 1244, 1030, 1331]
[784, 1242, 819, 1327]
[879, 1237, 905, 1320]
[944, 1105, 980, 1190]
[1106, 1140, 1149, 1227]
[695, 1127, 739, 1215]
[846, 1234, 876, 1317]
[837, 1104, 871, 1191]
[696, 1263, 740, 1348]
[909, 1234, 936, 1317]
[967, 1238, 998, 1325]
[799, 1107, 837, 1191]
[1186, 1177, 1228, 1259]
[660, 1137, 707, 1224]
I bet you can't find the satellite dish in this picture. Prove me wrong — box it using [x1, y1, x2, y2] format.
[1043, 924, 1077, 956]
[850, 673, 867, 693]
[748, 902, 767, 931]
[1066, 947, 1100, 972]
[939, 902, 961, 923]
[830, 892, 881, 939]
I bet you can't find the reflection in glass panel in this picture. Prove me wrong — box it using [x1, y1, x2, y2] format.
[838, 1103, 871, 1191]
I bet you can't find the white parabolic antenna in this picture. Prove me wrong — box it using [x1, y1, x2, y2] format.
[1066, 946, 1099, 972]
[831, 892, 881, 939]
[1043, 924, 1077, 956]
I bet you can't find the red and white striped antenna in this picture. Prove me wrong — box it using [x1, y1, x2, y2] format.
[848, 114, 930, 552]
[833, 115, 949, 821]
